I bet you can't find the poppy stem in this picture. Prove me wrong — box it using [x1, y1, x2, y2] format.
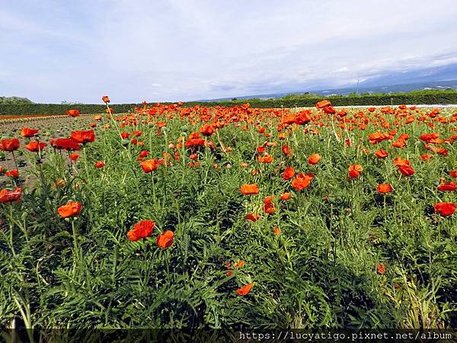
[151, 173, 157, 208]
[71, 219, 80, 264]
[9, 203, 17, 258]
[330, 116, 341, 143]
[11, 151, 18, 171]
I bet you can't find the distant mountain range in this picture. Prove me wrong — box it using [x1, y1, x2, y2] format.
[208, 62, 457, 101]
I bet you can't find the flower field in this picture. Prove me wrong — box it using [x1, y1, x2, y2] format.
[0, 99, 456, 331]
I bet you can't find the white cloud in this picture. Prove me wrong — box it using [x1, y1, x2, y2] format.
[0, 0, 457, 102]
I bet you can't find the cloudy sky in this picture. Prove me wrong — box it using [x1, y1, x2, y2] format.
[1, 0, 457, 103]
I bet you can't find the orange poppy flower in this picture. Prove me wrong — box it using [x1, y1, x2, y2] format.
[420, 153, 433, 161]
[377, 183, 393, 194]
[66, 109, 80, 117]
[294, 110, 312, 125]
[102, 95, 110, 103]
[280, 192, 291, 201]
[348, 164, 363, 179]
[392, 139, 407, 148]
[58, 201, 82, 218]
[236, 282, 254, 296]
[240, 184, 259, 195]
[156, 230, 174, 249]
[257, 154, 273, 163]
[307, 153, 321, 165]
[393, 157, 410, 167]
[315, 99, 332, 109]
[0, 187, 22, 203]
[140, 159, 160, 173]
[234, 260, 245, 268]
[368, 132, 391, 145]
[291, 173, 313, 191]
[127, 220, 155, 242]
[434, 202, 456, 217]
[374, 149, 388, 159]
[272, 227, 281, 236]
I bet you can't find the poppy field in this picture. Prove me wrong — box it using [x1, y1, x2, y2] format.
[0, 99, 456, 331]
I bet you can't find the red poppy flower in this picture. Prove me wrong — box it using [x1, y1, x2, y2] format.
[5, 170, 19, 178]
[240, 184, 259, 195]
[25, 141, 47, 152]
[0, 187, 22, 203]
[323, 105, 336, 114]
[377, 183, 393, 194]
[139, 150, 149, 158]
[307, 153, 321, 165]
[434, 202, 456, 217]
[200, 124, 215, 136]
[281, 145, 292, 157]
[419, 133, 440, 143]
[236, 282, 254, 296]
[376, 263, 386, 275]
[282, 167, 295, 181]
[95, 161, 106, 169]
[0, 138, 20, 152]
[263, 196, 276, 215]
[50, 138, 81, 151]
[256, 146, 266, 154]
[70, 130, 95, 144]
[69, 153, 80, 161]
[57, 201, 82, 218]
[245, 213, 260, 222]
[66, 109, 80, 117]
[397, 164, 415, 177]
[449, 170, 457, 178]
[127, 220, 155, 241]
[438, 181, 456, 192]
[20, 127, 39, 137]
[348, 164, 363, 179]
[157, 230, 174, 249]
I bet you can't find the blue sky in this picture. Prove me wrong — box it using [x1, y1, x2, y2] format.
[1, 0, 457, 103]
